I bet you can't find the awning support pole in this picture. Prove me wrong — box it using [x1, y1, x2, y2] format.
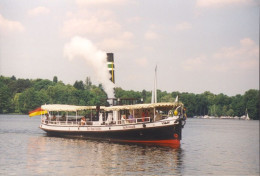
[66, 112, 68, 125]
[76, 111, 77, 124]
[154, 108, 156, 122]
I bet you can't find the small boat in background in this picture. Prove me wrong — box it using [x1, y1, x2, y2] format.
[240, 109, 250, 120]
[245, 112, 250, 120]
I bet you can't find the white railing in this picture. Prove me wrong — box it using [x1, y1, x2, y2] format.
[43, 116, 151, 126]
[44, 120, 80, 126]
[119, 117, 150, 124]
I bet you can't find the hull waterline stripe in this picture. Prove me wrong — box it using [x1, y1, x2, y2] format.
[110, 139, 180, 145]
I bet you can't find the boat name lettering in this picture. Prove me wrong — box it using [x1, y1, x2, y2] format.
[123, 125, 135, 129]
[162, 121, 170, 124]
[88, 127, 102, 131]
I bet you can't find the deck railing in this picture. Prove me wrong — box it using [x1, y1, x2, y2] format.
[119, 117, 150, 124]
[45, 120, 80, 126]
[42, 117, 151, 126]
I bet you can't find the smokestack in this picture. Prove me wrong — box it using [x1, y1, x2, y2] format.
[107, 53, 115, 83]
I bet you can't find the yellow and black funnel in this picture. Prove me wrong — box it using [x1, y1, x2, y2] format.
[107, 53, 115, 83]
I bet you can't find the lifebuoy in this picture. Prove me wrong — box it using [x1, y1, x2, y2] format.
[174, 133, 178, 138]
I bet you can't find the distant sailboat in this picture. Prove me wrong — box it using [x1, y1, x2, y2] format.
[175, 95, 178, 102]
[245, 113, 250, 120]
[241, 109, 250, 120]
[245, 109, 250, 120]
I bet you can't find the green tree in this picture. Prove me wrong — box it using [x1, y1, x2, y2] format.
[141, 89, 147, 103]
[11, 75, 16, 81]
[67, 89, 80, 105]
[157, 90, 168, 102]
[0, 76, 17, 96]
[171, 91, 180, 101]
[33, 79, 53, 91]
[1, 75, 259, 118]
[0, 84, 12, 113]
[195, 94, 209, 115]
[47, 82, 72, 104]
[222, 105, 228, 116]
[73, 80, 84, 90]
[226, 109, 234, 116]
[53, 76, 58, 83]
[161, 94, 174, 102]
[215, 105, 223, 117]
[215, 93, 231, 106]
[89, 87, 107, 106]
[18, 88, 49, 113]
[231, 94, 245, 117]
[179, 92, 196, 117]
[14, 78, 32, 93]
[114, 87, 124, 98]
[13, 93, 21, 113]
[243, 89, 259, 120]
[85, 77, 92, 89]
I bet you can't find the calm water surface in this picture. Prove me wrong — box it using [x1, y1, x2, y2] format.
[0, 115, 259, 175]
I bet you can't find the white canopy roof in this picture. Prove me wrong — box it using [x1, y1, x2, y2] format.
[41, 104, 99, 111]
[103, 102, 182, 111]
[41, 102, 182, 112]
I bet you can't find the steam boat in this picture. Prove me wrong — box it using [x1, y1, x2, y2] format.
[37, 53, 186, 147]
[39, 102, 186, 148]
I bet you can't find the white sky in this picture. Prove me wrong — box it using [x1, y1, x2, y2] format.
[0, 0, 259, 96]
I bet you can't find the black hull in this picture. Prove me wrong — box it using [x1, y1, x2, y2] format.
[41, 123, 183, 147]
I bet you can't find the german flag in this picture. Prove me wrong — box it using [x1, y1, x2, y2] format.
[29, 107, 47, 117]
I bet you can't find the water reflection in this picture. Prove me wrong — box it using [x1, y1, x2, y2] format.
[1, 116, 258, 175]
[26, 136, 184, 175]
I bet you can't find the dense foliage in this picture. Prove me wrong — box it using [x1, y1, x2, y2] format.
[0, 75, 259, 120]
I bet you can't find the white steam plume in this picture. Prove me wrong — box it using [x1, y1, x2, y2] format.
[64, 36, 115, 98]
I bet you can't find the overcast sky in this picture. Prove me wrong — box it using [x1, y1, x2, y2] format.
[0, 0, 259, 96]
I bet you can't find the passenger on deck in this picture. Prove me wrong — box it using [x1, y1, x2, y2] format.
[142, 111, 145, 117]
[121, 115, 126, 124]
[42, 114, 49, 123]
[141, 110, 145, 122]
[142, 110, 148, 122]
[99, 113, 103, 124]
[60, 115, 66, 121]
[52, 115, 56, 121]
[149, 110, 154, 121]
[128, 112, 134, 123]
[45, 114, 49, 121]
[155, 111, 162, 121]
[81, 117, 86, 125]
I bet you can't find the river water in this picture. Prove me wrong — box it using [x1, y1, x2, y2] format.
[0, 115, 259, 175]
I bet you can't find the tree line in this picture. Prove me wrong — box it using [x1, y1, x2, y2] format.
[0, 75, 259, 120]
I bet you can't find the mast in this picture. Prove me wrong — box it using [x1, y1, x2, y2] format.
[155, 65, 157, 103]
[151, 65, 157, 103]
